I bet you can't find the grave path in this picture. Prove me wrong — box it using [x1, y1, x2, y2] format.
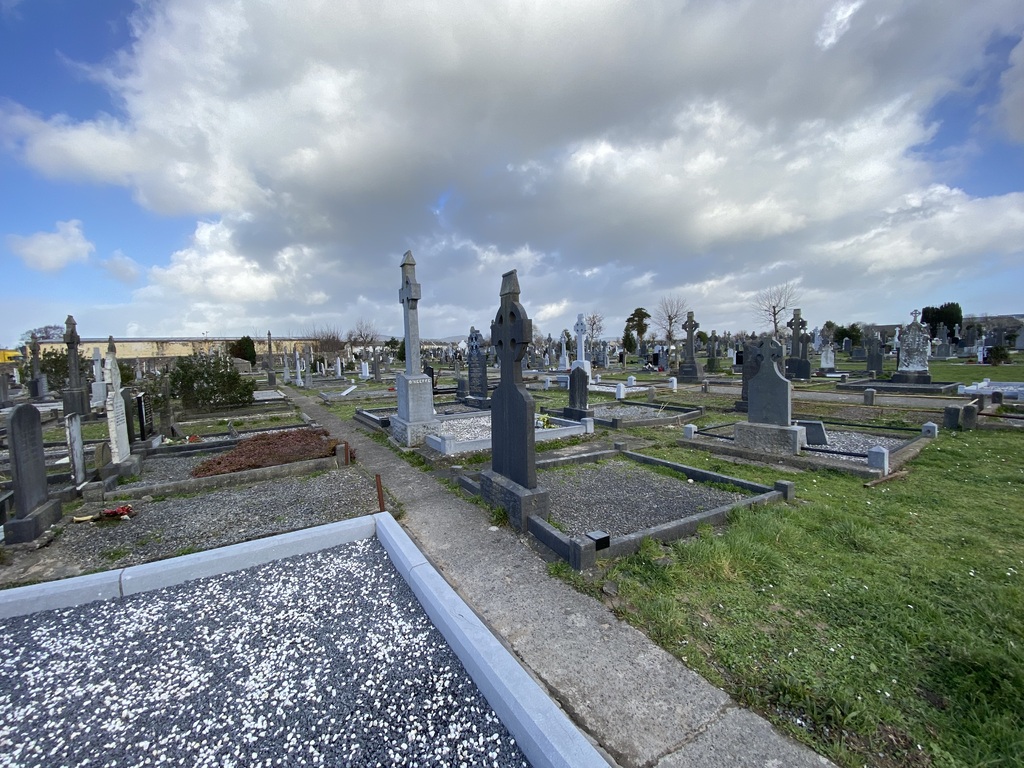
[292, 391, 835, 768]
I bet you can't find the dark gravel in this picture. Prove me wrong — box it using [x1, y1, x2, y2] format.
[51, 467, 381, 575]
[0, 539, 529, 768]
[539, 458, 749, 538]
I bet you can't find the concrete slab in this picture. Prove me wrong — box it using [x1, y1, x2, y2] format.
[0, 570, 122, 620]
[656, 706, 834, 767]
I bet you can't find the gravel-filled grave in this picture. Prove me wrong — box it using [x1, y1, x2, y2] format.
[539, 458, 750, 538]
[36, 468, 381, 578]
[0, 539, 530, 768]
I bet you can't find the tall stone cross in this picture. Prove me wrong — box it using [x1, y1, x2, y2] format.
[682, 311, 699, 361]
[30, 333, 40, 378]
[265, 330, 273, 368]
[786, 309, 806, 354]
[574, 313, 587, 362]
[398, 250, 422, 376]
[490, 270, 535, 488]
[64, 315, 82, 389]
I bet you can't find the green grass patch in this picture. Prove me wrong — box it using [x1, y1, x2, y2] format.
[567, 431, 1024, 767]
[100, 546, 131, 563]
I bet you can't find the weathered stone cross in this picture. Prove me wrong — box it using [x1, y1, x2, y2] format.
[398, 250, 422, 375]
[682, 311, 699, 361]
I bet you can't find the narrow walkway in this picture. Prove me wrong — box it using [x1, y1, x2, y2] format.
[293, 392, 834, 768]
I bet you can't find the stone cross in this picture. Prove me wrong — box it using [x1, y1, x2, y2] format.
[786, 309, 807, 355]
[30, 333, 40, 379]
[574, 313, 586, 363]
[490, 270, 534, 485]
[398, 250, 422, 375]
[64, 315, 82, 389]
[481, 270, 549, 530]
[682, 311, 699, 361]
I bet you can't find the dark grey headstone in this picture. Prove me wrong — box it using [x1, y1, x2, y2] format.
[564, 366, 593, 421]
[747, 337, 791, 426]
[8, 404, 48, 516]
[0, 372, 9, 407]
[122, 388, 137, 445]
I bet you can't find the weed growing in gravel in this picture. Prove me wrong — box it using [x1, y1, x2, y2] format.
[101, 547, 131, 563]
[174, 546, 199, 557]
[117, 475, 140, 486]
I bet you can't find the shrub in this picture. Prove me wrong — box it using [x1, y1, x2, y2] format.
[169, 353, 256, 410]
[987, 345, 1009, 365]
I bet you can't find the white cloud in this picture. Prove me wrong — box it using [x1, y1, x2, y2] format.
[2, 1, 1024, 339]
[142, 219, 326, 305]
[816, 1, 865, 51]
[99, 250, 142, 283]
[6, 220, 94, 271]
[997, 34, 1024, 142]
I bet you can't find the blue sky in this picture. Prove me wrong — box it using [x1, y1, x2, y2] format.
[2, 0, 1023, 349]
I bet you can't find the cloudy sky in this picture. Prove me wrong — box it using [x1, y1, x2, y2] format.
[2, 0, 1023, 348]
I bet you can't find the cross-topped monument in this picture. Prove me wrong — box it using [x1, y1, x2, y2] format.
[62, 315, 89, 417]
[785, 309, 812, 379]
[570, 312, 592, 380]
[677, 310, 705, 382]
[480, 270, 549, 530]
[390, 251, 436, 447]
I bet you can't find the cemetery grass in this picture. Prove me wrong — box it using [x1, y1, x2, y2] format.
[580, 431, 1023, 768]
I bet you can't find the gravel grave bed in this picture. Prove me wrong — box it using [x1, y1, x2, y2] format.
[0, 539, 529, 768]
[591, 403, 681, 421]
[702, 426, 910, 464]
[52, 469, 380, 575]
[539, 458, 749, 538]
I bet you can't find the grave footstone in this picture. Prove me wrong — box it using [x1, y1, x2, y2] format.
[390, 251, 437, 447]
[4, 404, 62, 544]
[479, 270, 549, 530]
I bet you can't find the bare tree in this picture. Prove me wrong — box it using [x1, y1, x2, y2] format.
[346, 318, 382, 380]
[584, 312, 604, 344]
[303, 324, 348, 359]
[752, 281, 801, 338]
[653, 294, 688, 367]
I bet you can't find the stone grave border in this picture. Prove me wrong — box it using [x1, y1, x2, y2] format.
[0, 514, 604, 768]
[680, 423, 932, 479]
[425, 413, 593, 456]
[558, 401, 703, 429]
[835, 378, 960, 395]
[487, 448, 789, 570]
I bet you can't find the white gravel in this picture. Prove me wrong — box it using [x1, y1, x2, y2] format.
[0, 539, 529, 768]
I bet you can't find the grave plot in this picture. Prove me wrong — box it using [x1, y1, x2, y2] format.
[0, 539, 530, 768]
[528, 452, 786, 570]
[353, 399, 474, 431]
[424, 411, 590, 455]
[684, 419, 923, 477]
[589, 401, 701, 429]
